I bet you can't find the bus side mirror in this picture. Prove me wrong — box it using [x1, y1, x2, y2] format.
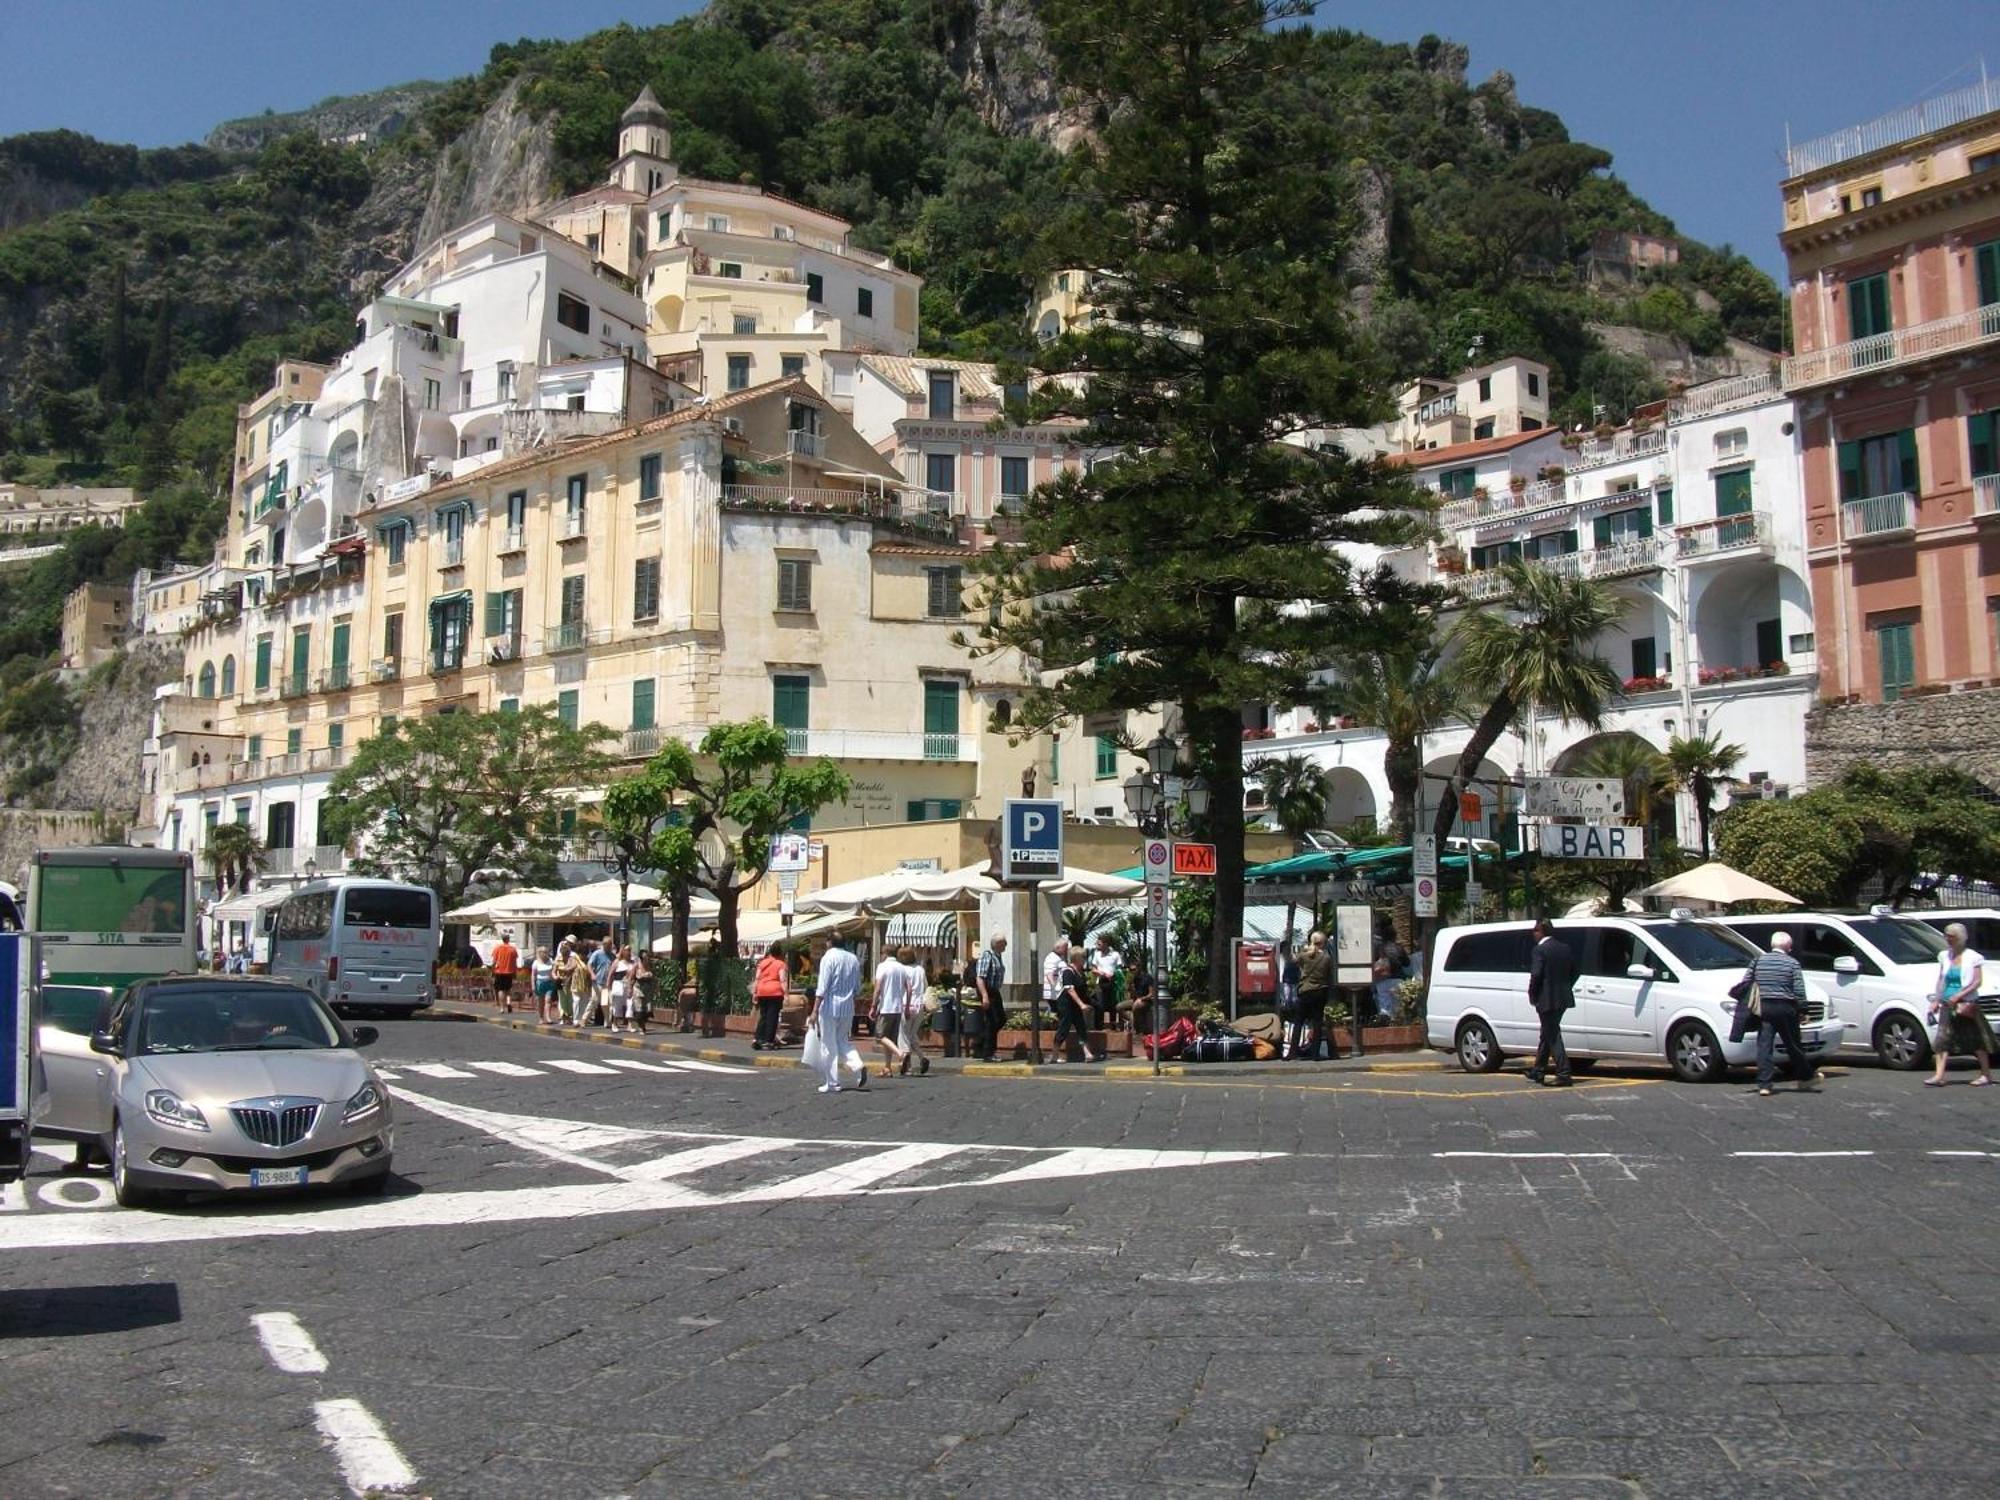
[349, 1025, 379, 1048]
[89, 1030, 121, 1057]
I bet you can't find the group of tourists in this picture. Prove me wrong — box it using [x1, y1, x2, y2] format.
[488, 931, 655, 1035]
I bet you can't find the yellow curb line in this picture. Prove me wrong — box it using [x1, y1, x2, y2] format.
[1032, 1073, 1672, 1099]
[1103, 1064, 1186, 1077]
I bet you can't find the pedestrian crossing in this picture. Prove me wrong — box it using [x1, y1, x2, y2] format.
[376, 1053, 754, 1082]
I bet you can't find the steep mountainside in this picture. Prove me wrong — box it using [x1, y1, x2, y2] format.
[0, 0, 1784, 686]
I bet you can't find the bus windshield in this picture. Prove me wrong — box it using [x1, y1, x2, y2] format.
[342, 888, 433, 928]
[36, 862, 188, 935]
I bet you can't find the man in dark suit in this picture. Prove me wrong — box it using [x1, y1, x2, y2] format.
[1525, 918, 1576, 1087]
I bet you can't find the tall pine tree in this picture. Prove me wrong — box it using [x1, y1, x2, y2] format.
[98, 261, 130, 406]
[969, 0, 1433, 1001]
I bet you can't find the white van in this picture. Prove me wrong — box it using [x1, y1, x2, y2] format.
[1718, 909, 1985, 1070]
[1428, 913, 1847, 1082]
[268, 880, 438, 1017]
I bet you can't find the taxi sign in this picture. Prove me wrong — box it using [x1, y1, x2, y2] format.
[1171, 842, 1217, 877]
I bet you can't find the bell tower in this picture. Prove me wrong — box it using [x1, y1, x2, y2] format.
[611, 85, 674, 195]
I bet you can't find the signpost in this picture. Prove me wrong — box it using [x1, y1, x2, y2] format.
[1145, 883, 1170, 932]
[1538, 823, 1646, 861]
[768, 832, 810, 873]
[1413, 874, 1438, 918]
[1411, 834, 1438, 879]
[1522, 777, 1626, 819]
[1333, 903, 1375, 1059]
[1002, 798, 1064, 1060]
[1171, 842, 1216, 878]
[1142, 838, 1172, 885]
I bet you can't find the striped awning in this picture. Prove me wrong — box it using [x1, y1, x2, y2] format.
[885, 911, 958, 948]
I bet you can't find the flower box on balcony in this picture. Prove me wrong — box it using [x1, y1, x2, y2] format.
[1622, 675, 1670, 694]
[1508, 474, 1528, 493]
[1539, 464, 1566, 482]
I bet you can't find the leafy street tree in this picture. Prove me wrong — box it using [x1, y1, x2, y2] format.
[968, 0, 1433, 1001]
[594, 757, 702, 994]
[1665, 732, 1744, 859]
[1429, 560, 1624, 855]
[1332, 624, 1462, 842]
[1250, 753, 1329, 845]
[615, 721, 850, 958]
[322, 707, 614, 914]
[204, 819, 265, 897]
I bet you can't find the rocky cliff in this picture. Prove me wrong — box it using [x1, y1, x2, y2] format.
[206, 83, 447, 154]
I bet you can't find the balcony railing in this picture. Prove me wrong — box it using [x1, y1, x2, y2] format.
[498, 526, 525, 554]
[1785, 304, 2000, 392]
[787, 428, 825, 459]
[1841, 491, 1915, 540]
[1786, 76, 2000, 178]
[556, 511, 586, 542]
[1565, 428, 1668, 473]
[545, 621, 591, 653]
[624, 726, 664, 758]
[373, 657, 401, 683]
[319, 663, 351, 692]
[777, 727, 977, 762]
[1974, 474, 2000, 518]
[1667, 369, 1783, 422]
[279, 671, 311, 699]
[1452, 537, 1668, 601]
[263, 846, 347, 878]
[487, 633, 525, 664]
[1677, 510, 1775, 560]
[441, 537, 465, 567]
[430, 648, 466, 675]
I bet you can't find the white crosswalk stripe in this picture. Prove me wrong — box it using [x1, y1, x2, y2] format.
[375, 1054, 757, 1082]
[543, 1058, 621, 1075]
[465, 1061, 542, 1077]
[400, 1063, 475, 1079]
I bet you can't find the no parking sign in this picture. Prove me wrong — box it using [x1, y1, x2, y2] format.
[1413, 874, 1438, 918]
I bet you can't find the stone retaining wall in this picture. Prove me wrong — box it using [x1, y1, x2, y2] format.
[1805, 687, 2000, 787]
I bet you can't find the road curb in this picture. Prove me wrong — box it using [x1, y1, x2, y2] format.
[445, 1010, 802, 1068]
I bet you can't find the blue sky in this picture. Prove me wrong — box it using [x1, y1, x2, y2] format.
[1, 1, 1994, 280]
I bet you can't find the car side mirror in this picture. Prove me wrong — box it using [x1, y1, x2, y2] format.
[1625, 964, 1655, 980]
[349, 1025, 379, 1048]
[88, 1030, 121, 1057]
[1831, 956, 1860, 974]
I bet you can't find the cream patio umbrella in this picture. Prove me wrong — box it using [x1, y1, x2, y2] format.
[904, 863, 1144, 908]
[1635, 861, 1801, 909]
[442, 887, 561, 923]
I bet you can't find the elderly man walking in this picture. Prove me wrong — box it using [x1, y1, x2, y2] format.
[1750, 930, 1819, 1098]
[809, 934, 867, 1094]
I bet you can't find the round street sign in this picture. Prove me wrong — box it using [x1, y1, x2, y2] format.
[1147, 841, 1168, 866]
[1415, 876, 1436, 899]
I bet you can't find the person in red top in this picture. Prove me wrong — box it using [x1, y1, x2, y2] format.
[489, 931, 522, 1015]
[752, 946, 789, 1050]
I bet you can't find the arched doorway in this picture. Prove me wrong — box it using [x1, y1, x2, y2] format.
[1553, 731, 1675, 850]
[1324, 766, 1378, 836]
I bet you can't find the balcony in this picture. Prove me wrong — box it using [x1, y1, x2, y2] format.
[319, 663, 352, 692]
[1784, 303, 2000, 392]
[1974, 474, 2000, 519]
[1676, 510, 1776, 561]
[1564, 428, 1668, 473]
[278, 671, 311, 700]
[498, 526, 525, 555]
[544, 621, 591, 653]
[1841, 491, 1915, 541]
[1786, 76, 2000, 177]
[487, 633, 525, 664]
[787, 428, 825, 459]
[1667, 369, 1782, 422]
[1451, 537, 1668, 602]
[624, 726, 664, 757]
[556, 512, 586, 542]
[262, 846, 347, 878]
[779, 727, 978, 763]
[441, 537, 465, 567]
[430, 648, 466, 675]
[373, 657, 401, 683]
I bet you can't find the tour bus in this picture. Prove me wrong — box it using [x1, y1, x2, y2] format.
[266, 879, 439, 1016]
[27, 845, 197, 996]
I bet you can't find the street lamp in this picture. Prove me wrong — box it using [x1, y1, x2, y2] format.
[1124, 732, 1208, 1074]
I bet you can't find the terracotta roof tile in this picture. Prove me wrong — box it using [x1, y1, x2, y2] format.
[1382, 428, 1557, 468]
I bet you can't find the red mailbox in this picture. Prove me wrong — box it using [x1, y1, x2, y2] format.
[1234, 940, 1278, 1000]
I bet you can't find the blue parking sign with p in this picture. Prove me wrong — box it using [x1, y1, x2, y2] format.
[1003, 798, 1064, 882]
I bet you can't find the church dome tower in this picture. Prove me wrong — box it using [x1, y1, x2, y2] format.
[614, 86, 673, 181]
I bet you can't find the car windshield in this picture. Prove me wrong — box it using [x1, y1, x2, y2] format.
[1643, 920, 1760, 971]
[1849, 917, 1945, 965]
[133, 986, 343, 1055]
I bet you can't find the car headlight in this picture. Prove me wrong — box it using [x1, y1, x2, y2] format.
[144, 1089, 210, 1132]
[343, 1082, 383, 1123]
[1721, 1001, 1742, 1016]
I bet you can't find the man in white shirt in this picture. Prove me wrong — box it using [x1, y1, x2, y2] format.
[872, 944, 913, 1078]
[1042, 939, 1069, 1008]
[1089, 935, 1124, 1028]
[810, 934, 867, 1094]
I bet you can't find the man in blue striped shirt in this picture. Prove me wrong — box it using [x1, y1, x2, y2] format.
[1749, 931, 1819, 1097]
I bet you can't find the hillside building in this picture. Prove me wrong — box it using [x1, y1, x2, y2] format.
[0, 484, 142, 536]
[60, 580, 129, 670]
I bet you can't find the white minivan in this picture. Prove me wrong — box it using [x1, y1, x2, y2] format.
[1428, 913, 1847, 1082]
[1718, 909, 1989, 1070]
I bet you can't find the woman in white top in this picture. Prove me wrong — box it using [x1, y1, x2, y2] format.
[1926, 922, 1995, 1087]
[896, 946, 930, 1076]
[607, 946, 639, 1035]
[873, 946, 913, 1076]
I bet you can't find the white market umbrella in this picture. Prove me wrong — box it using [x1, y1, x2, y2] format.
[792, 867, 944, 916]
[447, 879, 716, 924]
[796, 862, 1141, 916]
[655, 907, 858, 952]
[1636, 861, 1801, 909]
[443, 887, 560, 923]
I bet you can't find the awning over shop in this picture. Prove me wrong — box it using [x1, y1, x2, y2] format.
[885, 911, 958, 948]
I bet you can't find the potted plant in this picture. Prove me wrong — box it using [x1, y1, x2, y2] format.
[1539, 464, 1566, 482]
[1509, 473, 1529, 494]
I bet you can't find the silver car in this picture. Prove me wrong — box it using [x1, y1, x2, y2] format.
[82, 977, 394, 1207]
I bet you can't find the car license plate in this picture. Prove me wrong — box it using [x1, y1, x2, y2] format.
[1798, 1028, 1821, 1047]
[249, 1166, 306, 1188]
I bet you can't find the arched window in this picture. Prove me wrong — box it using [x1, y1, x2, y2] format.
[197, 661, 216, 699]
[992, 699, 1013, 728]
[219, 655, 236, 698]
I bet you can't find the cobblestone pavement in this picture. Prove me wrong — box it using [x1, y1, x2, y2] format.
[3, 1018, 1999, 1497]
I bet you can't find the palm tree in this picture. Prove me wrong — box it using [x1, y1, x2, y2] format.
[1569, 733, 1673, 846]
[205, 820, 266, 897]
[1335, 636, 1464, 841]
[1666, 733, 1746, 859]
[1060, 900, 1130, 949]
[1429, 559, 1625, 853]
[1250, 752, 1328, 844]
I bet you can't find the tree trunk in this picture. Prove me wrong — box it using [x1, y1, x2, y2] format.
[1428, 692, 1517, 851]
[1385, 732, 1420, 842]
[1191, 699, 1245, 1007]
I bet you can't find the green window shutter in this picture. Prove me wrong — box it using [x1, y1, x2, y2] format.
[247, 734, 262, 763]
[1560, 530, 1578, 555]
[1656, 486, 1674, 525]
[631, 678, 655, 730]
[329, 622, 350, 669]
[557, 689, 578, 729]
[1978, 241, 2000, 307]
[923, 679, 959, 735]
[1715, 468, 1753, 516]
[1896, 428, 1920, 494]
[254, 636, 272, 690]
[1878, 623, 1915, 700]
[1095, 734, 1117, 779]
[286, 728, 302, 756]
[1593, 515, 1611, 547]
[290, 629, 310, 683]
[772, 675, 809, 731]
[1837, 440, 1862, 501]
[1848, 273, 1890, 338]
[1637, 506, 1653, 538]
[484, 592, 505, 636]
[1972, 411, 2000, 478]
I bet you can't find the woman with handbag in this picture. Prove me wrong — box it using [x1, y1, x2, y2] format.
[1925, 922, 1995, 1087]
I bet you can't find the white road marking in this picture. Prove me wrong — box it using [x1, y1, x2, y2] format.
[1433, 1151, 1626, 1159]
[1928, 1149, 1996, 1157]
[251, 1311, 328, 1374]
[601, 1056, 685, 1073]
[650, 1056, 752, 1073]
[0, 1181, 26, 1212]
[543, 1058, 619, 1074]
[1731, 1150, 1874, 1158]
[400, 1063, 475, 1079]
[466, 1060, 543, 1077]
[313, 1398, 418, 1496]
[0, 1089, 1284, 1249]
[373, 1070, 401, 1081]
